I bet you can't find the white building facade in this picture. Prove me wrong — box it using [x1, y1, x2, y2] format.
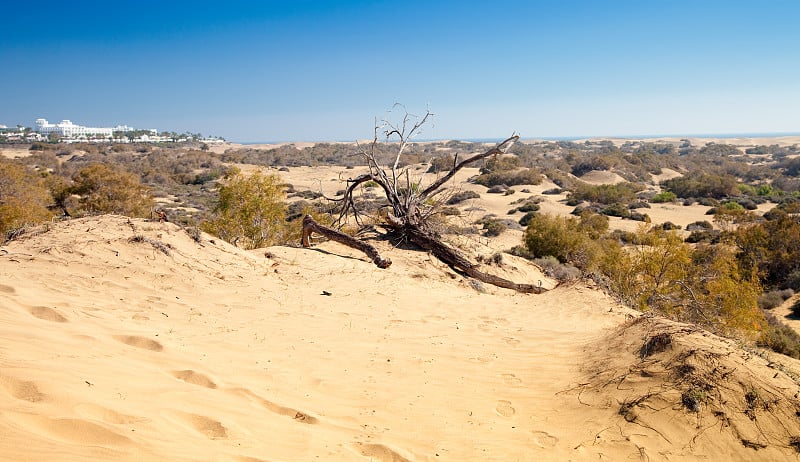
[35, 118, 113, 138]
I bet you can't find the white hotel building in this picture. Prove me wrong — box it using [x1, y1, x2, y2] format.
[35, 118, 113, 139]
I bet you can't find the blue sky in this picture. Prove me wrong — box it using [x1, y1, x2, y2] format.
[1, 1, 798, 142]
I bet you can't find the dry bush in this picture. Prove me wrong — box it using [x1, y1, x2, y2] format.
[757, 313, 800, 359]
[68, 163, 154, 217]
[446, 190, 480, 205]
[0, 159, 55, 238]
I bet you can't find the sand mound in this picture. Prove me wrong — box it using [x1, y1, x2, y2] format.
[1, 215, 800, 460]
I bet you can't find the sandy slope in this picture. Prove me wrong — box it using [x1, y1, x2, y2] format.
[2, 216, 800, 461]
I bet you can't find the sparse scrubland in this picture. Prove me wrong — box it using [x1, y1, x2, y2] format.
[5, 137, 800, 347]
[7, 134, 800, 459]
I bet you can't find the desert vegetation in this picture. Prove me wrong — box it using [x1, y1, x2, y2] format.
[5, 123, 800, 358]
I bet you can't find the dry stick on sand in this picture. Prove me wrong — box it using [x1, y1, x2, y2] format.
[301, 110, 546, 294]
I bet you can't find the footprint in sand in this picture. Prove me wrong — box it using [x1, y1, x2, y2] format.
[231, 388, 318, 424]
[74, 403, 142, 425]
[531, 430, 558, 448]
[495, 400, 516, 417]
[113, 335, 163, 352]
[28, 306, 68, 323]
[0, 375, 45, 402]
[0, 284, 15, 294]
[186, 414, 228, 439]
[31, 416, 132, 445]
[501, 373, 522, 386]
[171, 370, 217, 389]
[352, 442, 413, 462]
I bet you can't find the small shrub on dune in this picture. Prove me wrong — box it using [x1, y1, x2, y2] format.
[758, 290, 792, 310]
[446, 190, 480, 205]
[482, 219, 507, 237]
[534, 256, 581, 281]
[651, 191, 677, 203]
[473, 168, 542, 188]
[518, 211, 537, 227]
[757, 313, 800, 359]
[201, 169, 292, 249]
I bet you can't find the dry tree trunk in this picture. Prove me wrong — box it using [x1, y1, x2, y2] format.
[301, 215, 392, 269]
[302, 110, 548, 294]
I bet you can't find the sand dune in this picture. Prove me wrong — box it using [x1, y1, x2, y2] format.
[2, 214, 800, 461]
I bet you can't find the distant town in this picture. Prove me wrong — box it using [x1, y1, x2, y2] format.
[0, 118, 225, 144]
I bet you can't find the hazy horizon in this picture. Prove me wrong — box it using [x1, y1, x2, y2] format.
[2, 1, 798, 142]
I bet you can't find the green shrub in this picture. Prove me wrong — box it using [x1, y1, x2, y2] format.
[651, 191, 677, 203]
[569, 182, 643, 205]
[523, 213, 604, 270]
[201, 169, 291, 249]
[473, 168, 542, 187]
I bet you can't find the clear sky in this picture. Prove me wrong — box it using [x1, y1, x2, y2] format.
[2, 1, 798, 142]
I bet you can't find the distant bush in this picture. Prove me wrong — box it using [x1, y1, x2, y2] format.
[481, 218, 507, 237]
[446, 190, 480, 205]
[651, 191, 677, 203]
[473, 168, 542, 188]
[758, 290, 793, 309]
[686, 220, 713, 231]
[602, 203, 631, 218]
[427, 155, 455, 173]
[480, 155, 520, 173]
[518, 211, 537, 227]
[533, 256, 581, 281]
[757, 313, 800, 359]
[661, 173, 739, 199]
[569, 182, 643, 205]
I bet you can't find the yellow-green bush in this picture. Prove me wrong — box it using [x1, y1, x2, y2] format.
[523, 216, 764, 335]
[68, 163, 153, 217]
[0, 159, 55, 237]
[201, 169, 292, 249]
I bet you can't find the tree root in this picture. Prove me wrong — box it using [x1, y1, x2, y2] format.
[301, 215, 392, 269]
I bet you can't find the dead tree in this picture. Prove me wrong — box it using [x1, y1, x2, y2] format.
[302, 109, 546, 294]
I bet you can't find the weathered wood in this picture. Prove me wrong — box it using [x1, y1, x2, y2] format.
[316, 112, 544, 294]
[302, 215, 392, 269]
[401, 225, 546, 294]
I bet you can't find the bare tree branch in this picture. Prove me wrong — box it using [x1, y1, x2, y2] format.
[418, 134, 519, 202]
[308, 108, 542, 294]
[302, 215, 391, 269]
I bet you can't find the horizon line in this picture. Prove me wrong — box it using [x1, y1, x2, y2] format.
[234, 131, 800, 145]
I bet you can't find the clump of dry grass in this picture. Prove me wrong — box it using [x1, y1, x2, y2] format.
[129, 235, 172, 255]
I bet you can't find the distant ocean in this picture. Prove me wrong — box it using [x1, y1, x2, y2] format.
[237, 132, 800, 145]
